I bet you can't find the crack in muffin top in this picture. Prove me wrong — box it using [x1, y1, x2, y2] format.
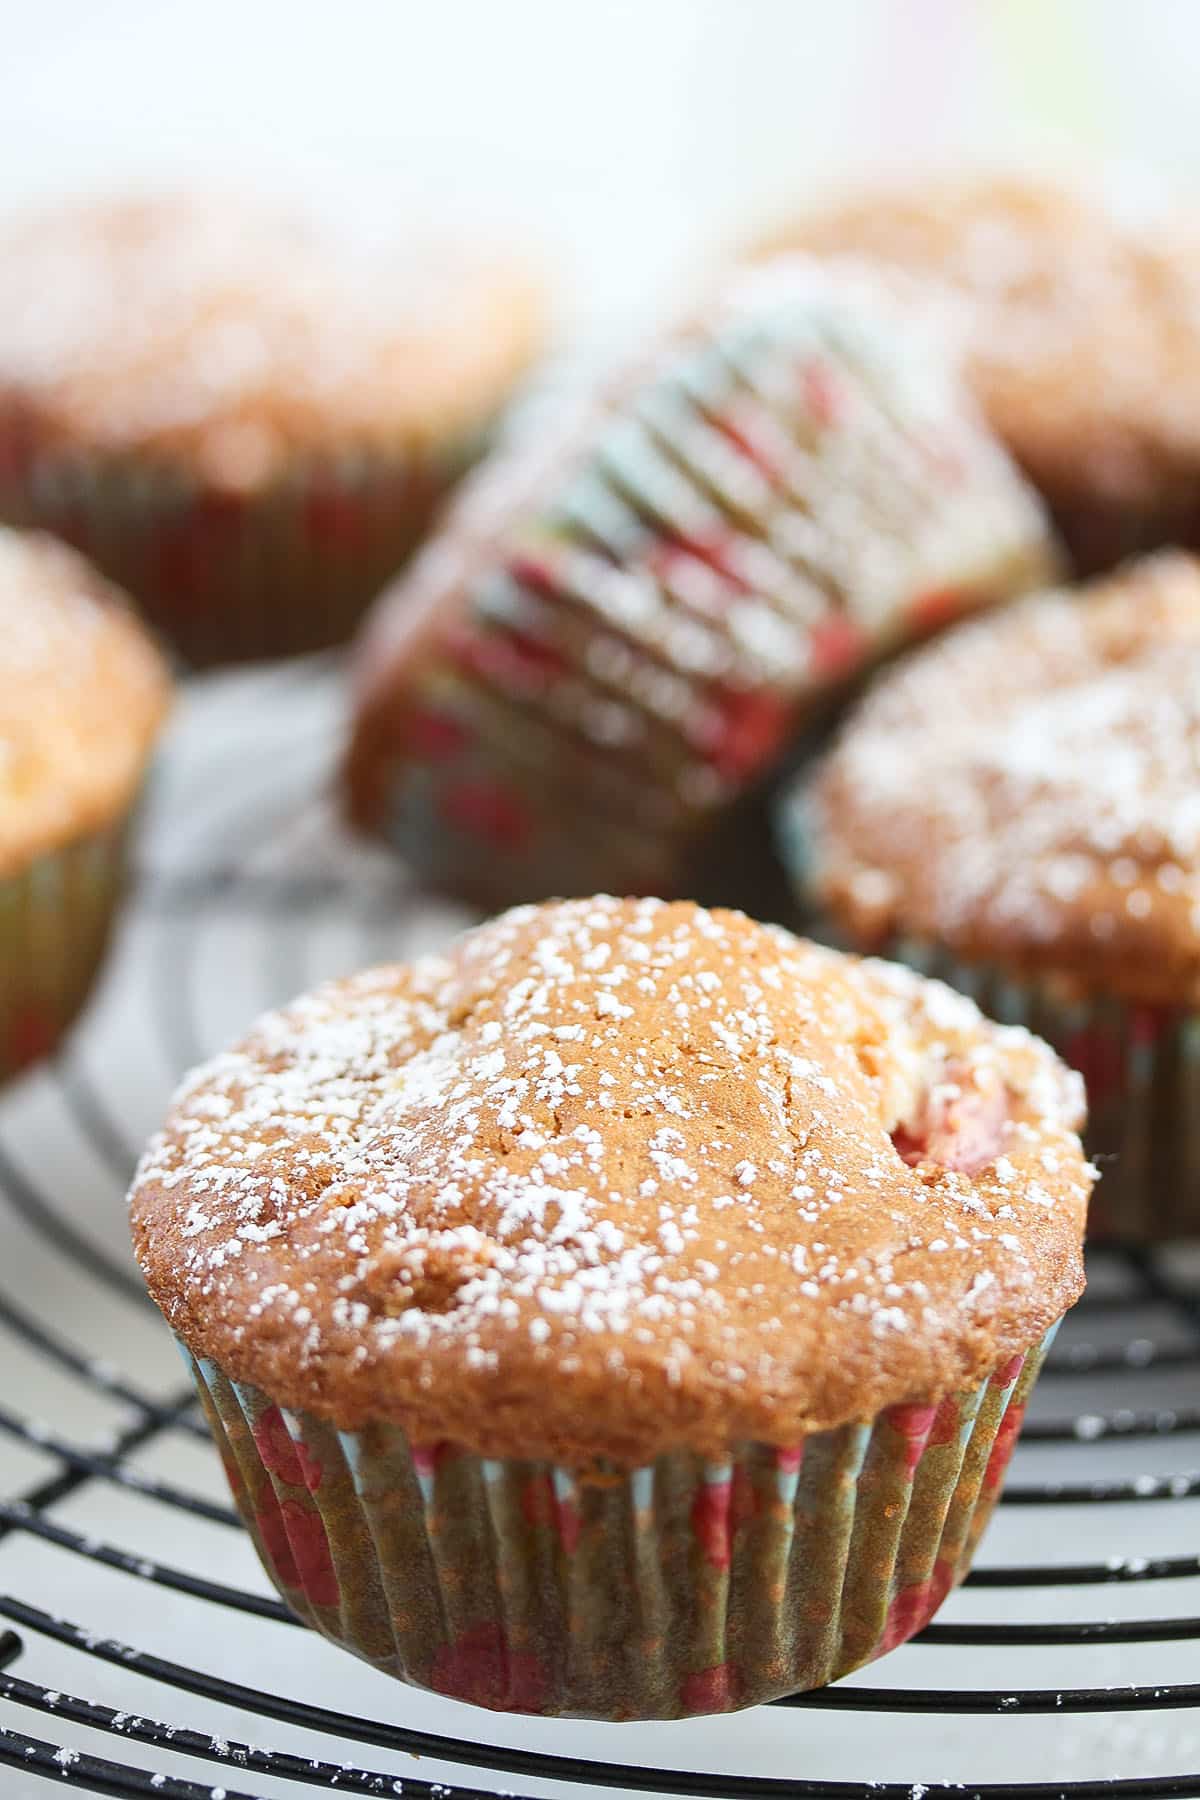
[0, 528, 172, 872]
[130, 898, 1089, 1465]
[801, 553, 1200, 1005]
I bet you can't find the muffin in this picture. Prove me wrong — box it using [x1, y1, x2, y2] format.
[0, 527, 171, 1080]
[757, 174, 1200, 573]
[129, 897, 1090, 1719]
[788, 551, 1200, 1238]
[343, 257, 1057, 909]
[0, 195, 545, 665]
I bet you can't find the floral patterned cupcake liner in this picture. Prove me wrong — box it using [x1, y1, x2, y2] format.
[348, 263, 1057, 910]
[0, 817, 134, 1084]
[878, 940, 1199, 1242]
[0, 425, 491, 668]
[184, 1329, 1054, 1720]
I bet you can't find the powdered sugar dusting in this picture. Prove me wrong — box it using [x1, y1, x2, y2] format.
[0, 195, 542, 486]
[130, 900, 1090, 1453]
[801, 552, 1200, 999]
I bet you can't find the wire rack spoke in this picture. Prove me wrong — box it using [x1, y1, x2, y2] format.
[2, 667, 1199, 1795]
[0, 1409, 236, 1526]
[0, 1726, 268, 1800]
[0, 1295, 209, 1441]
[1020, 1410, 1200, 1443]
[966, 1554, 1200, 1588]
[0, 1133, 149, 1309]
[1044, 1342, 1200, 1376]
[919, 1616, 1200, 1646]
[4, 1608, 1200, 1800]
[0, 1508, 293, 1625]
[0, 1670, 521, 1800]
[784, 1680, 1200, 1715]
[1000, 1471, 1200, 1504]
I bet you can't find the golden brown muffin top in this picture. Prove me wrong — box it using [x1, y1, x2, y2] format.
[129, 898, 1089, 1466]
[0, 528, 172, 873]
[0, 195, 546, 491]
[763, 175, 1200, 510]
[802, 553, 1200, 1004]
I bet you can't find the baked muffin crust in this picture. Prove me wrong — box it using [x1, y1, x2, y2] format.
[765, 176, 1200, 526]
[0, 528, 171, 872]
[0, 196, 544, 491]
[130, 899, 1089, 1466]
[802, 553, 1200, 1005]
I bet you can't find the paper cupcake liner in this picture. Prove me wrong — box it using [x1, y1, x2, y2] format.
[184, 1329, 1053, 1720]
[0, 818, 133, 1084]
[371, 516, 1044, 913]
[886, 939, 1198, 1242]
[351, 266, 1057, 910]
[0, 426, 490, 667]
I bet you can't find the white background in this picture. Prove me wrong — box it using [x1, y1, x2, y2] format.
[4, 0, 1200, 330]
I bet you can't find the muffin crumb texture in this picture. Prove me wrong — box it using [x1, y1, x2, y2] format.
[131, 899, 1089, 1465]
[803, 551, 1200, 1004]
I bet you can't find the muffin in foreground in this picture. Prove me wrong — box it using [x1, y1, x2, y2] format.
[0, 527, 171, 1080]
[757, 174, 1200, 573]
[343, 256, 1057, 909]
[0, 195, 545, 665]
[129, 898, 1090, 1718]
[788, 551, 1200, 1239]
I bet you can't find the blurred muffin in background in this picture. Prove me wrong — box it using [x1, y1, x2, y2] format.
[343, 255, 1058, 910]
[0, 195, 546, 665]
[132, 897, 1091, 1717]
[784, 551, 1200, 1240]
[0, 528, 171, 1082]
[757, 175, 1200, 573]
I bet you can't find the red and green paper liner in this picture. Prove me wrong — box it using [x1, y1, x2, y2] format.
[0, 818, 133, 1084]
[355, 268, 1057, 908]
[183, 1328, 1054, 1720]
[0, 425, 491, 668]
[882, 941, 1199, 1242]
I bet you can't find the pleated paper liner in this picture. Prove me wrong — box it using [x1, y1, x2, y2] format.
[883, 940, 1199, 1243]
[185, 1328, 1055, 1720]
[346, 257, 1059, 909]
[371, 540, 1047, 913]
[0, 818, 132, 1084]
[0, 425, 490, 668]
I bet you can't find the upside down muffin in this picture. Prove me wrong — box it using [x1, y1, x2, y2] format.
[790, 551, 1200, 1238]
[759, 174, 1200, 572]
[0, 194, 545, 664]
[0, 527, 171, 1079]
[343, 256, 1057, 908]
[129, 898, 1091, 1717]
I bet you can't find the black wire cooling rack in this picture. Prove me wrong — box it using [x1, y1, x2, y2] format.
[0, 660, 1198, 1799]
